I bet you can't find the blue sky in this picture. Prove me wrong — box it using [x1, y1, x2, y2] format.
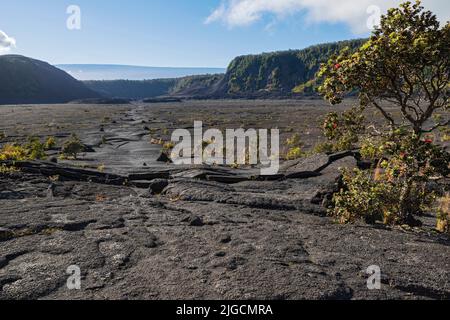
[1, 0, 448, 67]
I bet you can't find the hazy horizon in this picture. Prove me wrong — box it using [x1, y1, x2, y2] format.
[57, 64, 226, 81]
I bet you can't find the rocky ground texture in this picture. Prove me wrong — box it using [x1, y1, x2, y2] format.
[0, 101, 449, 300]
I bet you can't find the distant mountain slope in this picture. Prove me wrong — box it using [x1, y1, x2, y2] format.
[222, 39, 367, 97]
[57, 64, 226, 81]
[83, 39, 367, 100]
[0, 55, 100, 105]
[84, 79, 178, 100]
[84, 74, 226, 99]
[168, 74, 226, 97]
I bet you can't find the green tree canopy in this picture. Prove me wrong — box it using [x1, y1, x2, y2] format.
[318, 1, 449, 135]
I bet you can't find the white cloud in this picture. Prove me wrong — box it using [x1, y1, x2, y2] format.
[0, 30, 16, 53]
[205, 0, 450, 34]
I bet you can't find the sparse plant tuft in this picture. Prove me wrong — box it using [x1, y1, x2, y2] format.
[436, 193, 450, 234]
[0, 137, 47, 162]
[61, 134, 84, 159]
[44, 136, 56, 150]
[285, 133, 304, 160]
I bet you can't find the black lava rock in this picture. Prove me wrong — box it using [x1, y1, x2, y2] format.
[157, 152, 172, 163]
[149, 179, 169, 195]
[0, 227, 13, 242]
[189, 216, 205, 227]
[219, 235, 232, 244]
